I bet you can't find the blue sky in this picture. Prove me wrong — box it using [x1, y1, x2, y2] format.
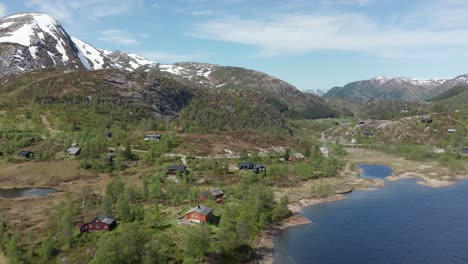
[2, 0, 468, 91]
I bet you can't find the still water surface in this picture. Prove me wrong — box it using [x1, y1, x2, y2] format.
[275, 164, 468, 264]
[0, 187, 57, 198]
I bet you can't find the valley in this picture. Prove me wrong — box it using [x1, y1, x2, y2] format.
[0, 10, 468, 264]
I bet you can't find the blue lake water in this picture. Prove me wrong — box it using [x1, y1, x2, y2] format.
[274, 164, 468, 264]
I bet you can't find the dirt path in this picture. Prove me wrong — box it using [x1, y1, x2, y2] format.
[0, 252, 7, 264]
[41, 114, 58, 134]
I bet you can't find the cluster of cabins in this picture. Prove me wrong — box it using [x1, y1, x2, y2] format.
[238, 162, 267, 174]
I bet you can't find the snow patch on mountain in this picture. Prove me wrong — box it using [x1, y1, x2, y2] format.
[371, 76, 447, 86]
[71, 36, 104, 70]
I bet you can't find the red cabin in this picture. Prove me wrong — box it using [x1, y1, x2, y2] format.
[78, 215, 117, 232]
[184, 204, 213, 223]
[199, 188, 224, 203]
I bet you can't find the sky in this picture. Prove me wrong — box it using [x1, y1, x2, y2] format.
[2, 0, 468, 91]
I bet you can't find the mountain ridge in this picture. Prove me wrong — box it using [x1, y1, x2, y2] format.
[0, 13, 155, 76]
[323, 75, 468, 101]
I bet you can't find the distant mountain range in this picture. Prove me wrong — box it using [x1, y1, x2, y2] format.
[303, 89, 328, 97]
[323, 75, 468, 101]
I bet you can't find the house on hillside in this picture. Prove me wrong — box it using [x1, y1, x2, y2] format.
[448, 129, 456, 134]
[238, 162, 254, 170]
[144, 134, 161, 141]
[67, 147, 81, 156]
[362, 130, 374, 136]
[78, 215, 117, 232]
[199, 188, 224, 203]
[461, 148, 468, 156]
[253, 164, 267, 174]
[106, 153, 115, 163]
[358, 120, 366, 125]
[18, 150, 34, 159]
[184, 204, 213, 223]
[420, 115, 433, 123]
[167, 165, 187, 174]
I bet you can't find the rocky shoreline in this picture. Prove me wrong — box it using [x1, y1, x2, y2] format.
[387, 171, 468, 188]
[253, 195, 346, 264]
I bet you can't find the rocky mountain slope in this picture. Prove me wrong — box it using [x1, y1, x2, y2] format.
[323, 75, 468, 101]
[0, 12, 340, 130]
[0, 13, 154, 77]
[429, 85, 468, 112]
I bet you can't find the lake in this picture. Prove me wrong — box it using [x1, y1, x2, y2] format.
[0, 187, 57, 198]
[274, 164, 468, 264]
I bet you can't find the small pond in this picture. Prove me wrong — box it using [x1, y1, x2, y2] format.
[0, 188, 57, 198]
[357, 163, 393, 179]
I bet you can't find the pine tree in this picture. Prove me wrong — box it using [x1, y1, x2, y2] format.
[116, 192, 132, 222]
[6, 235, 22, 264]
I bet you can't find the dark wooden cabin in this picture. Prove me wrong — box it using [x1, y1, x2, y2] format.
[144, 134, 162, 141]
[461, 148, 468, 156]
[78, 215, 117, 232]
[167, 165, 187, 174]
[18, 150, 34, 159]
[420, 115, 433, 123]
[67, 147, 81, 156]
[253, 164, 267, 174]
[199, 188, 224, 203]
[238, 162, 254, 170]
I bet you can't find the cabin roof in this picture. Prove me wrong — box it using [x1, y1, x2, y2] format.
[167, 165, 186, 171]
[254, 164, 265, 169]
[186, 204, 213, 216]
[209, 188, 224, 196]
[67, 147, 81, 155]
[95, 215, 117, 225]
[239, 162, 254, 166]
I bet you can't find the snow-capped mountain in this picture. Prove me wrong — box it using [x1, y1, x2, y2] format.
[0, 13, 154, 76]
[323, 75, 468, 101]
[303, 89, 329, 97]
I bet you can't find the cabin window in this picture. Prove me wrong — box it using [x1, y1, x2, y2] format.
[96, 225, 100, 228]
[192, 214, 196, 218]
[88, 224, 92, 228]
[105, 226, 108, 229]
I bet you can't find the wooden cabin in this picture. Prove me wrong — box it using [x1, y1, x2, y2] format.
[362, 130, 374, 136]
[67, 147, 81, 156]
[420, 115, 433, 123]
[461, 148, 468, 156]
[184, 204, 213, 223]
[18, 150, 34, 159]
[78, 215, 117, 232]
[167, 165, 187, 174]
[144, 134, 162, 141]
[238, 162, 254, 170]
[199, 188, 224, 203]
[253, 164, 267, 174]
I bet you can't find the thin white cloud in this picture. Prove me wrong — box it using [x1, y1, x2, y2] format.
[25, 0, 143, 21]
[140, 51, 213, 63]
[190, 12, 468, 58]
[320, 0, 375, 7]
[99, 29, 138, 45]
[191, 10, 215, 16]
[0, 3, 7, 17]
